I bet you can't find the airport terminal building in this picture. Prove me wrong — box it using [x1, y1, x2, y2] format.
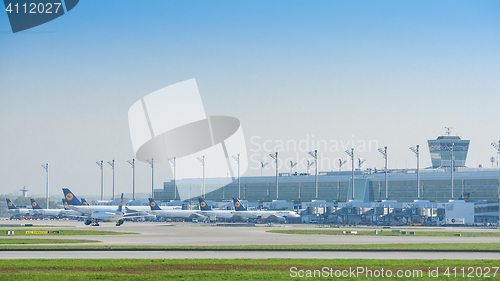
[156, 132, 500, 205]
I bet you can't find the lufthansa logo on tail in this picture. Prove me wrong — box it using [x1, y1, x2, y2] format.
[235, 202, 241, 208]
[200, 202, 206, 208]
[8, 202, 13, 207]
[150, 201, 156, 207]
[32, 202, 37, 207]
[66, 193, 73, 201]
[63, 202, 68, 206]
[83, 201, 88, 205]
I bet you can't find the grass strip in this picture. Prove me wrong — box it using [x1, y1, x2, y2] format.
[0, 230, 138, 236]
[0, 243, 499, 251]
[0, 259, 499, 280]
[0, 239, 100, 244]
[268, 229, 500, 237]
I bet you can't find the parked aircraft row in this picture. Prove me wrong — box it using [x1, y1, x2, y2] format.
[5, 188, 300, 226]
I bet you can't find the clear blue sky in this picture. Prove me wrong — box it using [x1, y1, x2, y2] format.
[1, 0, 499, 199]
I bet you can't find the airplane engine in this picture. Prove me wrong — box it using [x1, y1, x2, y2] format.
[84, 218, 91, 225]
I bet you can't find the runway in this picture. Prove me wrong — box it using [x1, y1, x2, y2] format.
[1, 219, 500, 259]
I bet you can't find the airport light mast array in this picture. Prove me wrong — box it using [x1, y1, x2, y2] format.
[107, 160, 115, 200]
[491, 141, 500, 189]
[445, 143, 455, 199]
[232, 154, 241, 198]
[41, 163, 49, 209]
[409, 145, 420, 199]
[345, 148, 354, 200]
[197, 156, 205, 198]
[260, 161, 268, 177]
[146, 158, 154, 199]
[308, 150, 318, 199]
[338, 159, 347, 172]
[127, 159, 135, 200]
[289, 161, 297, 176]
[358, 158, 366, 169]
[96, 160, 104, 200]
[378, 146, 388, 200]
[169, 157, 177, 200]
[269, 152, 278, 199]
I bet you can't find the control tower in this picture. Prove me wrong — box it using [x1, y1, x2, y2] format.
[428, 127, 470, 168]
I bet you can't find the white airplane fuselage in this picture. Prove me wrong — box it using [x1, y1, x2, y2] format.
[90, 210, 125, 222]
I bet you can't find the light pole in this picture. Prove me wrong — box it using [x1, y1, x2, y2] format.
[96, 160, 103, 200]
[107, 160, 115, 200]
[491, 141, 500, 195]
[357, 158, 366, 169]
[447, 143, 455, 199]
[197, 156, 205, 198]
[378, 146, 388, 200]
[41, 163, 49, 209]
[146, 158, 154, 199]
[289, 161, 297, 176]
[169, 157, 176, 200]
[345, 148, 354, 200]
[409, 145, 420, 200]
[127, 159, 135, 200]
[339, 159, 347, 172]
[307, 160, 315, 175]
[309, 150, 318, 199]
[260, 161, 268, 177]
[232, 154, 241, 198]
[269, 152, 278, 199]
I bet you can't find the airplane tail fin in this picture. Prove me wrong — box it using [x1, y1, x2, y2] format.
[62, 188, 84, 205]
[6, 199, 18, 209]
[198, 197, 212, 211]
[30, 199, 43, 209]
[148, 198, 162, 211]
[80, 198, 89, 205]
[233, 198, 247, 211]
[117, 193, 124, 212]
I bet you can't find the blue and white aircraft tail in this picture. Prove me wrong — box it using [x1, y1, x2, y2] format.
[198, 198, 212, 211]
[233, 198, 247, 211]
[6, 199, 18, 210]
[62, 188, 84, 205]
[148, 198, 162, 211]
[30, 199, 43, 210]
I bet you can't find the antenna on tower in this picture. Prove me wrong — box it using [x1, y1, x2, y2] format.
[19, 186, 29, 198]
[445, 127, 453, 136]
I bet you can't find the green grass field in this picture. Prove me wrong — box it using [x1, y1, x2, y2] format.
[0, 243, 499, 251]
[0, 230, 138, 236]
[267, 229, 500, 237]
[0, 239, 100, 244]
[0, 259, 498, 280]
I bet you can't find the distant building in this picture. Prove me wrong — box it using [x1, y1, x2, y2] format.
[428, 127, 470, 168]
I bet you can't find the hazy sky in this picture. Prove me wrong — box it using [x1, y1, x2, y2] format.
[1, 0, 499, 199]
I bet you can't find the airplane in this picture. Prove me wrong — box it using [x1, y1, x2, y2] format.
[80, 198, 90, 205]
[5, 199, 32, 216]
[62, 188, 121, 215]
[198, 198, 236, 220]
[84, 193, 125, 226]
[148, 198, 204, 220]
[29, 199, 65, 217]
[232, 198, 300, 221]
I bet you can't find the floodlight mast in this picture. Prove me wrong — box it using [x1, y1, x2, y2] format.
[41, 163, 49, 209]
[491, 141, 500, 191]
[358, 158, 366, 169]
[345, 148, 354, 200]
[197, 156, 205, 198]
[260, 161, 268, 177]
[339, 159, 347, 172]
[169, 157, 177, 200]
[290, 161, 297, 175]
[127, 159, 135, 200]
[269, 152, 278, 199]
[146, 158, 154, 199]
[378, 146, 388, 200]
[96, 160, 104, 200]
[232, 154, 241, 198]
[107, 160, 115, 200]
[445, 143, 455, 199]
[409, 145, 420, 199]
[307, 160, 315, 175]
[308, 150, 318, 199]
